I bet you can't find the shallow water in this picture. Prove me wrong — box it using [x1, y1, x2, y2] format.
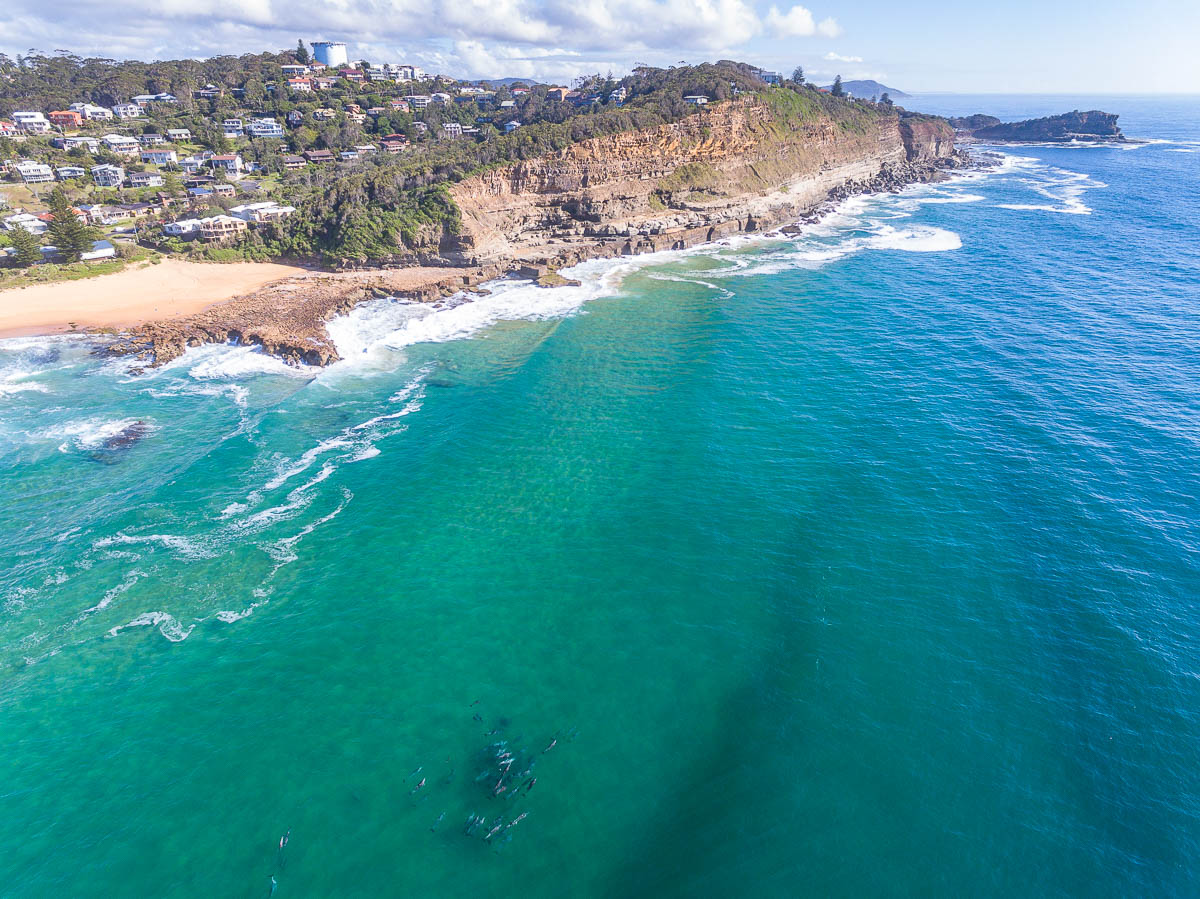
[2, 96, 1198, 897]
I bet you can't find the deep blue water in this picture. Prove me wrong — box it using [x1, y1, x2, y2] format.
[1, 96, 1198, 896]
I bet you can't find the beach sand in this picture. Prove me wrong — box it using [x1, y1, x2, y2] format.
[0, 259, 309, 338]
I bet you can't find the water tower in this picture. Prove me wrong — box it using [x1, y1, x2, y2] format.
[312, 41, 348, 68]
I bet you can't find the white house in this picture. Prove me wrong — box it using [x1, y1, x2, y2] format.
[167, 128, 191, 141]
[179, 155, 205, 173]
[408, 95, 431, 109]
[246, 118, 285, 138]
[229, 201, 296, 223]
[132, 93, 177, 106]
[4, 212, 48, 235]
[16, 160, 54, 183]
[102, 133, 141, 155]
[504, 120, 522, 133]
[209, 154, 244, 174]
[112, 103, 142, 118]
[13, 112, 51, 133]
[430, 92, 452, 104]
[683, 95, 709, 106]
[141, 149, 178, 165]
[163, 218, 202, 236]
[338, 149, 359, 160]
[70, 102, 114, 120]
[222, 119, 244, 137]
[139, 133, 166, 145]
[280, 64, 310, 77]
[442, 122, 463, 137]
[63, 135, 101, 153]
[128, 171, 164, 188]
[56, 165, 87, 180]
[91, 164, 126, 187]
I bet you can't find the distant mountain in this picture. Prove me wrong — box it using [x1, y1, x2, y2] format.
[476, 77, 548, 88]
[821, 80, 909, 100]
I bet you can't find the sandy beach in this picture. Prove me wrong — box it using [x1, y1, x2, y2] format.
[0, 259, 309, 338]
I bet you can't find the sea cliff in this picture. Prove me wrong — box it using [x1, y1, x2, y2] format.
[111, 98, 965, 366]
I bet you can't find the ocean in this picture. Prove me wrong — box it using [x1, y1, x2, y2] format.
[1, 95, 1198, 897]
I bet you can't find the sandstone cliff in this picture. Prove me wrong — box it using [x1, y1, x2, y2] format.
[448, 98, 960, 266]
[953, 110, 1124, 143]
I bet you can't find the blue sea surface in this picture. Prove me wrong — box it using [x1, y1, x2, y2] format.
[1, 96, 1198, 896]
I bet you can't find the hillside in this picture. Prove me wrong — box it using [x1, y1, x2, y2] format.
[951, 110, 1124, 142]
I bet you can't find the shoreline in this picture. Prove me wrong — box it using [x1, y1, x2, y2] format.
[10, 152, 973, 367]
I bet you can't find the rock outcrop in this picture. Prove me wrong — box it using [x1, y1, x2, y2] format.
[952, 110, 1125, 143]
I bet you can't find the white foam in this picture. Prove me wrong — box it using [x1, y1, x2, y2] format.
[107, 611, 195, 642]
[93, 532, 215, 560]
[167, 343, 314, 381]
[868, 224, 963, 252]
[37, 417, 153, 452]
[78, 568, 146, 617]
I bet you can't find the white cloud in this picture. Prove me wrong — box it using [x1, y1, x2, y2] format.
[0, 0, 844, 83]
[824, 51, 862, 63]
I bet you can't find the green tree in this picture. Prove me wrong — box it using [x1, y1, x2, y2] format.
[9, 226, 42, 267]
[46, 186, 96, 262]
[295, 40, 310, 64]
[879, 92, 893, 108]
[831, 75, 844, 97]
[791, 66, 805, 85]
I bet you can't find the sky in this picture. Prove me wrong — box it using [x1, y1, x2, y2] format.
[2, 0, 1198, 93]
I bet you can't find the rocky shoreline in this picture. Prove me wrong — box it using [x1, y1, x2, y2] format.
[103, 149, 973, 369]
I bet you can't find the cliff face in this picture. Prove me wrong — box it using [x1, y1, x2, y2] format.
[449, 98, 958, 264]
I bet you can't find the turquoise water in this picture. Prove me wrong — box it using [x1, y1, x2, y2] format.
[2, 96, 1199, 896]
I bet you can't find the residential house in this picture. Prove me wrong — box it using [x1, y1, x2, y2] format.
[286, 110, 305, 126]
[280, 64, 310, 77]
[412, 121, 429, 134]
[13, 112, 51, 133]
[199, 214, 248, 242]
[180, 155, 205, 173]
[82, 240, 116, 260]
[609, 87, 627, 104]
[498, 99, 516, 109]
[167, 128, 191, 141]
[187, 187, 213, 199]
[139, 133, 166, 145]
[338, 68, 364, 83]
[246, 118, 285, 138]
[388, 99, 410, 113]
[162, 218, 202, 237]
[312, 107, 337, 120]
[282, 154, 307, 170]
[102, 134, 141, 155]
[338, 149, 359, 160]
[4, 212, 48, 235]
[504, 120, 522, 133]
[354, 144, 377, 154]
[129, 171, 164, 188]
[16, 160, 54, 183]
[408, 95, 431, 109]
[430, 92, 451, 104]
[683, 95, 709, 106]
[390, 64, 419, 81]
[62, 136, 101, 153]
[112, 103, 142, 118]
[313, 76, 337, 90]
[49, 110, 83, 128]
[0, 121, 18, 136]
[132, 93, 177, 106]
[303, 148, 335, 164]
[70, 102, 113, 120]
[229, 201, 296, 223]
[288, 77, 314, 92]
[222, 119, 244, 138]
[211, 182, 236, 197]
[209, 154, 244, 175]
[117, 202, 155, 218]
[91, 163, 126, 187]
[141, 148, 178, 165]
[56, 165, 87, 180]
[442, 122, 463, 137]
[194, 84, 222, 100]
